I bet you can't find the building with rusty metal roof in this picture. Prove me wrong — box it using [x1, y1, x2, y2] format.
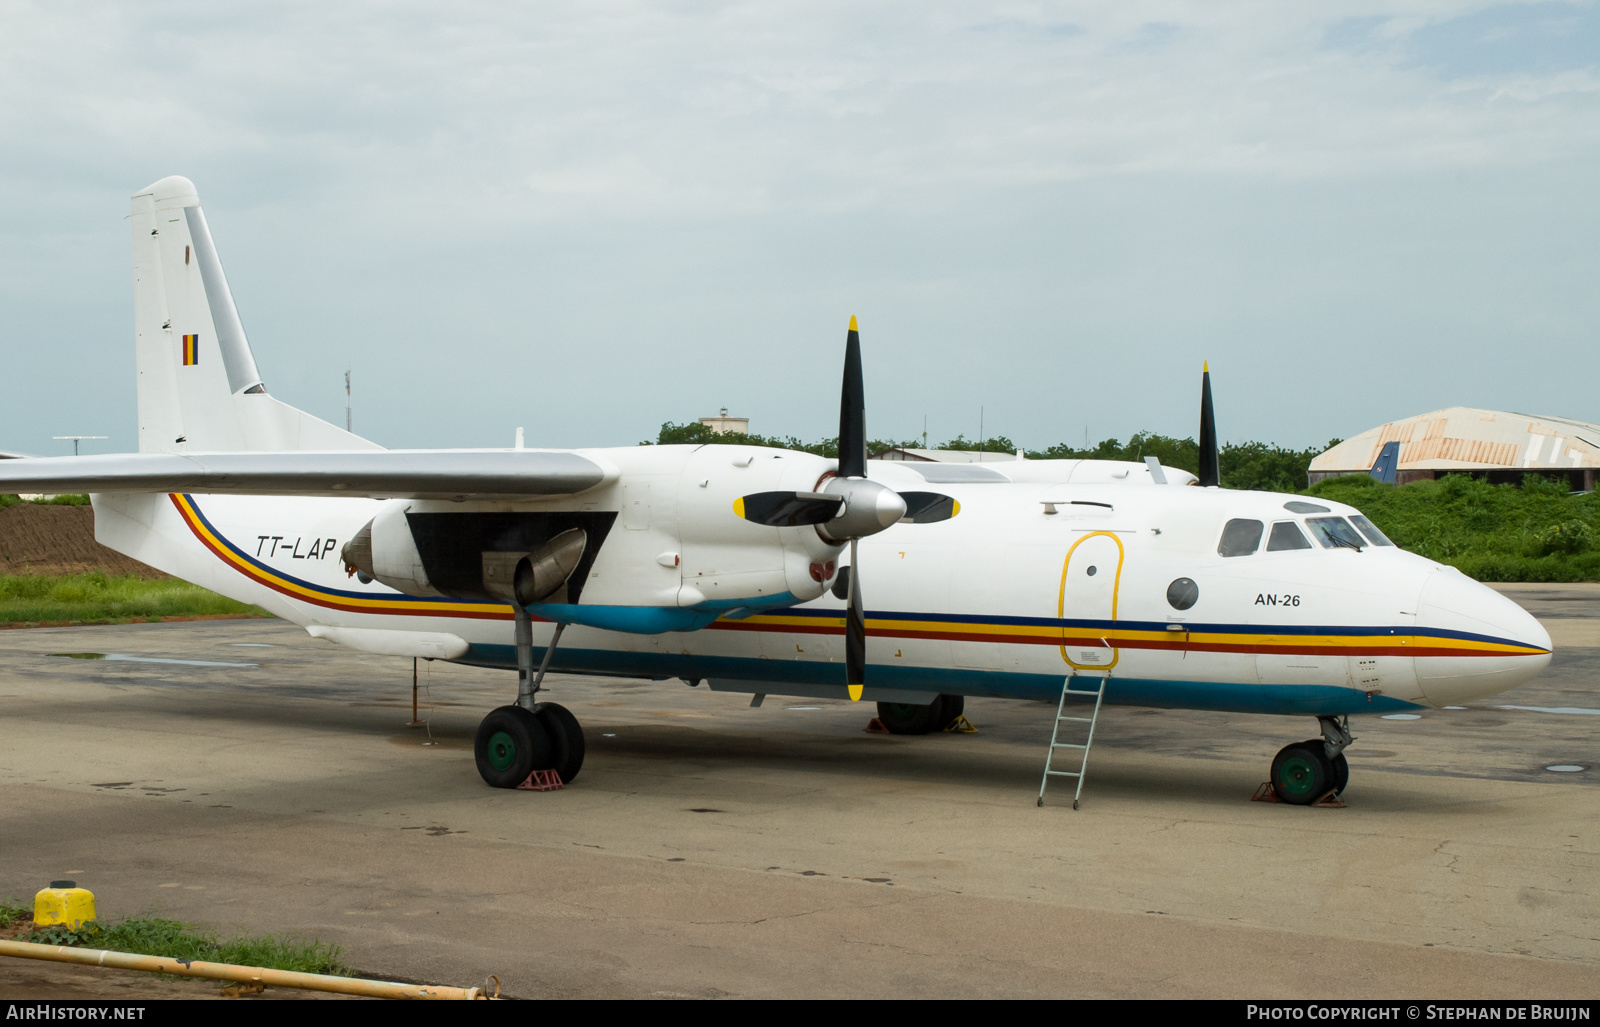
[1309, 408, 1600, 490]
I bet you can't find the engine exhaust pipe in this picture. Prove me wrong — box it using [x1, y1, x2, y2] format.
[482, 527, 588, 606]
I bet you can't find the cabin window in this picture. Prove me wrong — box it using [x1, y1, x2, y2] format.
[1306, 516, 1367, 551]
[1349, 514, 1394, 547]
[1266, 521, 1313, 551]
[1217, 518, 1263, 557]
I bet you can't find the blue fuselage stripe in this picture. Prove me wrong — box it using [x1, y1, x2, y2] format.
[459, 643, 1426, 716]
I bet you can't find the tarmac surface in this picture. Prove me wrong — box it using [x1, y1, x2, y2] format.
[1, 583, 1597, 999]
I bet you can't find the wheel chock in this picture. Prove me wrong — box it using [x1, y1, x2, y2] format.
[517, 769, 564, 791]
[943, 714, 978, 734]
[1251, 782, 1346, 808]
[865, 718, 890, 734]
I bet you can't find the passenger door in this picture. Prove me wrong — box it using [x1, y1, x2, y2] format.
[1059, 531, 1123, 670]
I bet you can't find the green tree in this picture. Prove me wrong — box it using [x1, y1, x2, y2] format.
[936, 434, 1018, 454]
[645, 422, 917, 458]
[1220, 439, 1338, 492]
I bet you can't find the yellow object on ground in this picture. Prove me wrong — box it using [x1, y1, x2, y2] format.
[0, 939, 484, 1000]
[34, 882, 95, 928]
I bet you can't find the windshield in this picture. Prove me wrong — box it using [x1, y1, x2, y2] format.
[1349, 514, 1395, 547]
[1306, 516, 1367, 551]
[1267, 521, 1313, 551]
[1218, 518, 1264, 557]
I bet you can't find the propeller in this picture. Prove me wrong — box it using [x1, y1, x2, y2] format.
[1197, 361, 1219, 487]
[735, 316, 958, 701]
[832, 316, 884, 701]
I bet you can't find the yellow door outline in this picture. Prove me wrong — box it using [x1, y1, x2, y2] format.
[1058, 530, 1125, 670]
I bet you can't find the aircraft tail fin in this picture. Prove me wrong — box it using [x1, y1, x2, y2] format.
[130, 176, 381, 453]
[1369, 440, 1400, 484]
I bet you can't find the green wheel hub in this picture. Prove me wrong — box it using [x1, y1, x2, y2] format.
[486, 730, 518, 771]
[1276, 754, 1320, 798]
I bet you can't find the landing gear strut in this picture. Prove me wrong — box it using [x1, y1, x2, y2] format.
[474, 607, 585, 788]
[1269, 715, 1353, 805]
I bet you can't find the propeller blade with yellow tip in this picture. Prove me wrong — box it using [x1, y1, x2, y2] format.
[733, 491, 844, 527]
[1198, 361, 1219, 487]
[838, 317, 871, 698]
[845, 537, 865, 701]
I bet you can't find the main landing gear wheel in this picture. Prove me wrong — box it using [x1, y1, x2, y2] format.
[876, 694, 966, 735]
[535, 702, 586, 784]
[932, 693, 964, 732]
[1270, 741, 1332, 805]
[475, 705, 553, 789]
[1329, 752, 1349, 797]
[876, 696, 945, 735]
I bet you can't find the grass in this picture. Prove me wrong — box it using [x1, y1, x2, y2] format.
[0, 493, 91, 508]
[1307, 473, 1600, 582]
[21, 915, 346, 975]
[0, 901, 27, 928]
[0, 572, 270, 626]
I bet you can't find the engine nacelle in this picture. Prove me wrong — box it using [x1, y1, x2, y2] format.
[341, 503, 438, 596]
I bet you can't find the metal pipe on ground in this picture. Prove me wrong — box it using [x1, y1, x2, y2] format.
[0, 939, 485, 1000]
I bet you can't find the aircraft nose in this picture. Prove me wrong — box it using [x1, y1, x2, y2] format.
[1413, 568, 1552, 706]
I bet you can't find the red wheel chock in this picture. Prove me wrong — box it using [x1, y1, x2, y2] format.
[1252, 782, 1345, 808]
[517, 769, 564, 791]
[865, 718, 890, 734]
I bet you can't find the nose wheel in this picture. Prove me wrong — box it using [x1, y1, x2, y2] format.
[1269, 716, 1353, 805]
[1329, 751, 1350, 796]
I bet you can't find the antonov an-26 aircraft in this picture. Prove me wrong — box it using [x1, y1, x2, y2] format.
[1, 176, 1553, 805]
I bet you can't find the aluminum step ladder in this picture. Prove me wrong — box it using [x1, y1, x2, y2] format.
[1037, 670, 1109, 810]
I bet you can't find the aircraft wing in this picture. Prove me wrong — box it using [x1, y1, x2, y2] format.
[0, 450, 614, 501]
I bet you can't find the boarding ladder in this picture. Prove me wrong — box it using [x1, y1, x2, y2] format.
[1037, 670, 1109, 810]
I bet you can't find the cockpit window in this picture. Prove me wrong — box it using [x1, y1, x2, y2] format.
[1283, 501, 1329, 514]
[1267, 521, 1313, 551]
[1349, 514, 1394, 547]
[1218, 518, 1264, 557]
[1306, 516, 1367, 551]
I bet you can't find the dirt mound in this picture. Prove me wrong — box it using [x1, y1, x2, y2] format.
[0, 503, 166, 578]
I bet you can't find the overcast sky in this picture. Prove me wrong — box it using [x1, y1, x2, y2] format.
[2, 2, 1596, 456]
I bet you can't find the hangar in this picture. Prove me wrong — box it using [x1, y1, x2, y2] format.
[1309, 407, 1600, 490]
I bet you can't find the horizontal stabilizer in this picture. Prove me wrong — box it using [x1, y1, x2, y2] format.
[0, 450, 614, 501]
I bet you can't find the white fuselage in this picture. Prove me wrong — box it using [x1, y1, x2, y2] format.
[91, 445, 1552, 717]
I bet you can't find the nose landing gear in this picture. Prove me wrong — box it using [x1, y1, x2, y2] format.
[1269, 715, 1352, 805]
